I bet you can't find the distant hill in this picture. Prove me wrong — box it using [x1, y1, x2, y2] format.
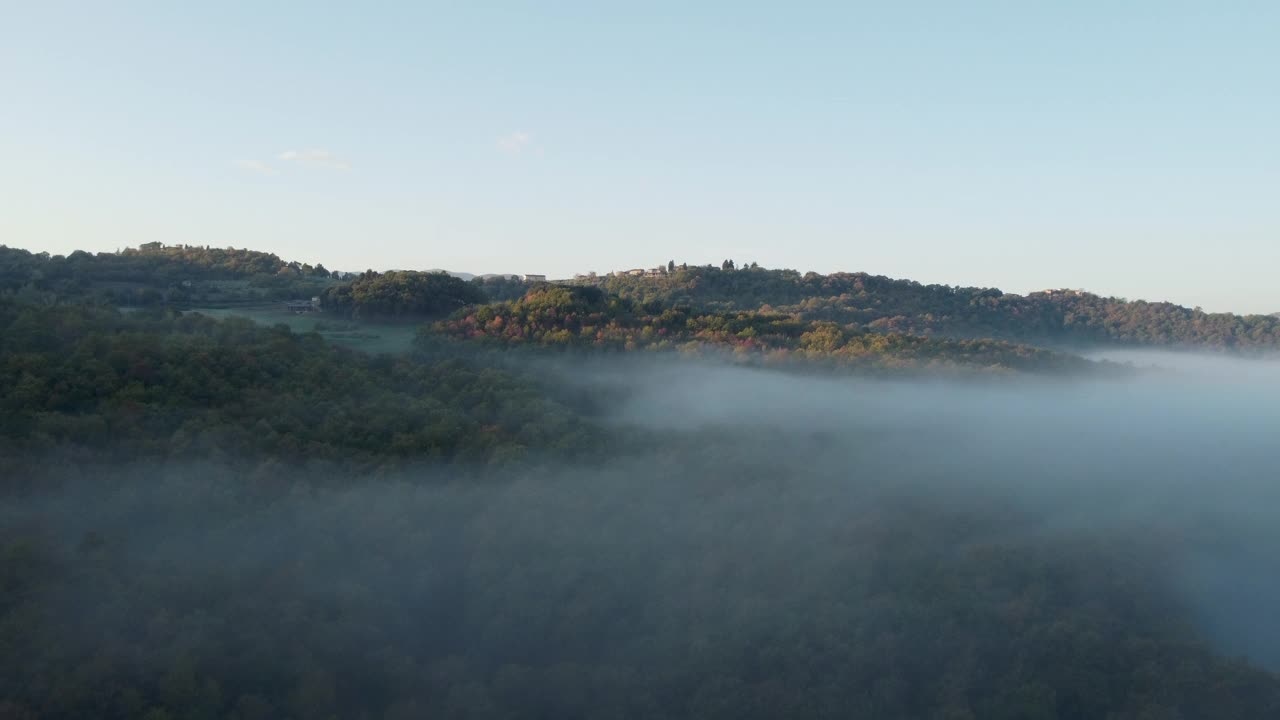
[4, 243, 1278, 353]
[321, 270, 486, 319]
[570, 265, 1280, 352]
[0, 243, 335, 307]
[401, 270, 525, 281]
[440, 284, 1107, 376]
[426, 269, 477, 281]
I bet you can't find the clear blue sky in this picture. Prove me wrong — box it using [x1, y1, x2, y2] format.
[3, 1, 1277, 312]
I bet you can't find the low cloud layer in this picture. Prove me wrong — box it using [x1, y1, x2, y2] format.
[5, 350, 1280, 716]
[541, 351, 1280, 666]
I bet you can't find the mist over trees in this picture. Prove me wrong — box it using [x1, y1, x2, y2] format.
[7, 358, 1280, 718]
[3, 243, 1280, 718]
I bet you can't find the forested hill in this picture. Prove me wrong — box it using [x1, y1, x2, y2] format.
[575, 264, 1280, 351]
[0, 300, 597, 480]
[5, 256, 1280, 718]
[321, 270, 487, 319]
[5, 243, 1278, 351]
[0, 244, 335, 307]
[441, 286, 1106, 376]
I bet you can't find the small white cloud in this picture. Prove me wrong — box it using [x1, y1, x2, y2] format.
[277, 149, 350, 170]
[235, 159, 277, 176]
[496, 131, 532, 155]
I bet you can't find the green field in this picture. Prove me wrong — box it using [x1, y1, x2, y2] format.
[187, 306, 421, 354]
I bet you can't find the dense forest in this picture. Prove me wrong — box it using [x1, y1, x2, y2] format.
[5, 461, 1280, 720]
[579, 264, 1280, 351]
[441, 286, 1104, 376]
[0, 244, 335, 308]
[320, 271, 487, 320]
[7, 245, 1278, 352]
[3, 244, 1280, 718]
[0, 301, 596, 481]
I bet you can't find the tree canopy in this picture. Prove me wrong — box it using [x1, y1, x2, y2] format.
[3, 244, 1280, 719]
[575, 264, 1280, 351]
[0, 300, 595, 480]
[440, 286, 1105, 376]
[0, 244, 335, 307]
[320, 270, 487, 320]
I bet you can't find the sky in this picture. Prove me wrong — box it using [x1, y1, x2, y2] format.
[2, 1, 1277, 313]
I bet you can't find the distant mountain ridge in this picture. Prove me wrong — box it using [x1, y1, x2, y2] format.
[422, 270, 523, 281]
[425, 269, 476, 281]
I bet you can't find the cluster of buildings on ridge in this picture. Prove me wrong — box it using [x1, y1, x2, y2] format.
[572, 267, 667, 280]
[532, 266, 670, 282]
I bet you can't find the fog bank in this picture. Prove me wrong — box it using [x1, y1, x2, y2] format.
[3, 350, 1280, 717]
